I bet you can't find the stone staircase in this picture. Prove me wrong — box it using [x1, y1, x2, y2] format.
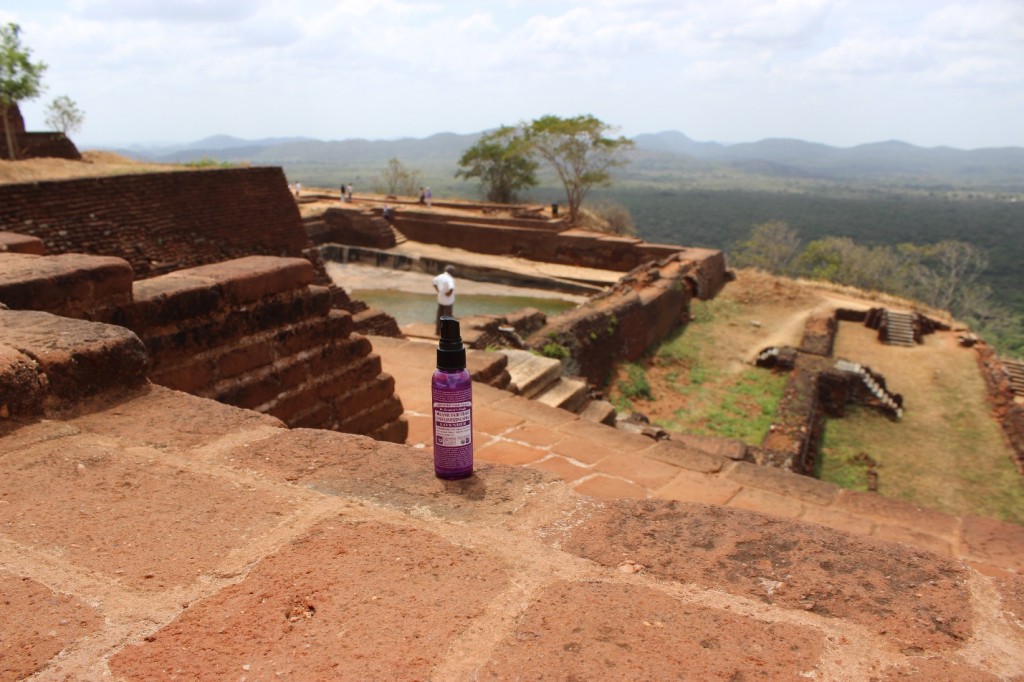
[835, 359, 903, 419]
[882, 310, 916, 346]
[501, 349, 616, 424]
[1003, 359, 1024, 397]
[389, 224, 408, 245]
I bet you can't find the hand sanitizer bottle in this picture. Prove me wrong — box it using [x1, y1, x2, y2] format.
[432, 316, 473, 479]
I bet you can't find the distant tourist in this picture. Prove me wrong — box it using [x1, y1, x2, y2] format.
[341, 183, 346, 202]
[418, 187, 426, 204]
[347, 183, 353, 202]
[295, 182, 302, 197]
[432, 265, 456, 336]
[425, 187, 432, 207]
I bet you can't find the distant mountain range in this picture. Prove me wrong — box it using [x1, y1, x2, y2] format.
[111, 131, 1024, 191]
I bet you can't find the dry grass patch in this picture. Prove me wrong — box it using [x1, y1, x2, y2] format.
[823, 322, 1024, 524]
[608, 269, 1022, 524]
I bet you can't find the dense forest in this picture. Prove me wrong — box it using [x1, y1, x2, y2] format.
[591, 186, 1024, 310]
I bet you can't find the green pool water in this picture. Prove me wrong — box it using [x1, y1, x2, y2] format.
[351, 289, 578, 327]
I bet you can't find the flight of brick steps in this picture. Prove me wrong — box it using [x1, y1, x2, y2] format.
[835, 359, 904, 419]
[1003, 359, 1024, 398]
[883, 310, 917, 346]
[389, 223, 409, 245]
[501, 349, 617, 425]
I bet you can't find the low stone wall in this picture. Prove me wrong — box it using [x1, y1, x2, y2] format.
[0, 167, 310, 279]
[0, 251, 407, 442]
[976, 343, 1024, 474]
[0, 231, 45, 254]
[310, 206, 396, 249]
[0, 103, 81, 160]
[391, 212, 694, 274]
[757, 354, 829, 474]
[1, 132, 82, 160]
[799, 313, 838, 356]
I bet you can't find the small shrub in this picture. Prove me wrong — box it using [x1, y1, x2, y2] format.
[618, 363, 653, 401]
[539, 342, 570, 360]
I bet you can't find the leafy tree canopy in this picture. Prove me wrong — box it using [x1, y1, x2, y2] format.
[455, 126, 538, 204]
[524, 114, 633, 223]
[0, 22, 47, 159]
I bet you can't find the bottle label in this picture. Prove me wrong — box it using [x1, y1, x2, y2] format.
[433, 386, 473, 469]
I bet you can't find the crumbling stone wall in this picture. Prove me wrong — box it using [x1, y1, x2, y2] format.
[0, 167, 310, 278]
[390, 211, 703, 275]
[310, 206, 396, 249]
[525, 254, 700, 386]
[0, 103, 81, 160]
[976, 343, 1024, 474]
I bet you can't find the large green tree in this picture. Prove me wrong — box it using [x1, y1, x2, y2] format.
[523, 114, 633, 223]
[0, 23, 47, 160]
[455, 126, 538, 204]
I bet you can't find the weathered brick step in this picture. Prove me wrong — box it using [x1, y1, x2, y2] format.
[199, 336, 377, 410]
[534, 376, 589, 413]
[0, 309, 149, 412]
[140, 286, 333, 365]
[577, 398, 617, 425]
[150, 310, 352, 381]
[390, 225, 408, 245]
[1003, 360, 1024, 395]
[259, 354, 385, 424]
[502, 349, 564, 399]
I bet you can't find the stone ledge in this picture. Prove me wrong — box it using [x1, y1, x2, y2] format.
[725, 460, 839, 506]
[0, 344, 44, 417]
[642, 439, 726, 474]
[0, 252, 134, 319]
[166, 255, 314, 305]
[0, 309, 149, 412]
[0, 230, 44, 255]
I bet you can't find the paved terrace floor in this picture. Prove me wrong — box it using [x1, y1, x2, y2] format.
[372, 335, 1024, 577]
[3, 355, 1024, 679]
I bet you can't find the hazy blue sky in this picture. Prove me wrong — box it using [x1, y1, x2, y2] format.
[4, 0, 1022, 149]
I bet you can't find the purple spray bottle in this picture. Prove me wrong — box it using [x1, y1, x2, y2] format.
[432, 316, 474, 479]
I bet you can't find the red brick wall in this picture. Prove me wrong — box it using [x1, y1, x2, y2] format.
[0, 167, 310, 278]
[392, 215, 684, 273]
[526, 255, 698, 386]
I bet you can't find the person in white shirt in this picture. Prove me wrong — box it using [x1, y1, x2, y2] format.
[432, 265, 456, 335]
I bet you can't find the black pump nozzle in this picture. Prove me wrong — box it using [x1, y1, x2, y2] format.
[437, 316, 466, 370]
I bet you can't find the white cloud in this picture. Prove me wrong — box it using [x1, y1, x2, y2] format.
[7, 0, 1024, 147]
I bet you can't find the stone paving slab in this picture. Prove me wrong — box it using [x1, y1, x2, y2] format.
[0, 431, 304, 591]
[0, 570, 102, 681]
[109, 520, 508, 681]
[558, 500, 975, 653]
[480, 580, 826, 680]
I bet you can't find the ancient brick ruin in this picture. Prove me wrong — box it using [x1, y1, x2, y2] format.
[0, 102, 81, 160]
[0, 166, 311, 278]
[0, 167, 408, 440]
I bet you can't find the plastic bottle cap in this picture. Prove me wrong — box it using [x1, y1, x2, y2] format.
[437, 316, 466, 370]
